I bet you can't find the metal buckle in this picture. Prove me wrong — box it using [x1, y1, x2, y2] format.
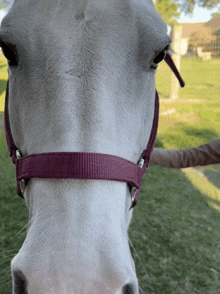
[19, 179, 26, 195]
[131, 187, 137, 204]
[130, 158, 145, 209]
[16, 150, 26, 195]
[138, 158, 145, 168]
[16, 149, 22, 159]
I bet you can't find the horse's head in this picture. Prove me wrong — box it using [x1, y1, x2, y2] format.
[1, 0, 171, 293]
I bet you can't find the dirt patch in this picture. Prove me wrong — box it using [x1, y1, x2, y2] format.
[211, 60, 220, 64]
[161, 99, 219, 104]
[175, 112, 199, 123]
[159, 109, 199, 124]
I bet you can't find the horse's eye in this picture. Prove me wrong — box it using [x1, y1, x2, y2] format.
[1, 43, 18, 66]
[153, 50, 166, 64]
[151, 46, 169, 69]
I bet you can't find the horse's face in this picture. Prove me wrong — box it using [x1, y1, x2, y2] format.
[1, 0, 170, 293]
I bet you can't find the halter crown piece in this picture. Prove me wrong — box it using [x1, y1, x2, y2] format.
[4, 53, 185, 209]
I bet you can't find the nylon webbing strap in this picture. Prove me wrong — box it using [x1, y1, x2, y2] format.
[16, 152, 145, 188]
[4, 81, 17, 163]
[141, 90, 159, 170]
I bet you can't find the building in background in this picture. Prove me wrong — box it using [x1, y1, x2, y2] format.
[180, 15, 220, 59]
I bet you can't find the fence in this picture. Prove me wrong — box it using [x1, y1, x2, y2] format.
[157, 18, 220, 100]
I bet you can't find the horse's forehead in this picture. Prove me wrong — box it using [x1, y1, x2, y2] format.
[4, 0, 167, 36]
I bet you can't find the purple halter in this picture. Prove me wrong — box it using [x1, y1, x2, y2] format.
[4, 53, 184, 209]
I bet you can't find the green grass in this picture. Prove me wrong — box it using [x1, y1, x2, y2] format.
[129, 56, 220, 293]
[1, 54, 220, 293]
[156, 56, 220, 101]
[130, 166, 220, 294]
[0, 117, 29, 293]
[0, 54, 8, 111]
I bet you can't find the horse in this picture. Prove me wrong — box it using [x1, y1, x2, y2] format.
[0, 0, 175, 293]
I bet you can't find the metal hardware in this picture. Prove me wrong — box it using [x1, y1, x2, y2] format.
[16, 150, 25, 195]
[138, 158, 145, 168]
[19, 179, 26, 195]
[131, 186, 137, 203]
[130, 186, 138, 210]
[130, 158, 145, 209]
[16, 149, 22, 159]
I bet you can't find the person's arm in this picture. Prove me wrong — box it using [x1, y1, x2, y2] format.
[150, 139, 220, 168]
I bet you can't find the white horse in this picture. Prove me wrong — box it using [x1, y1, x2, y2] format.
[1, 0, 171, 293]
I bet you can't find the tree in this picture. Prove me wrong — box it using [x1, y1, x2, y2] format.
[155, 0, 180, 25]
[0, 3, 8, 9]
[211, 11, 220, 17]
[189, 30, 214, 48]
[173, 0, 220, 14]
[153, 0, 220, 24]
[0, 0, 10, 10]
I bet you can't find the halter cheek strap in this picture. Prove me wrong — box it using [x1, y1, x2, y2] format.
[4, 53, 184, 209]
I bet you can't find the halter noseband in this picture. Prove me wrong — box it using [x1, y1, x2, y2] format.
[4, 53, 184, 209]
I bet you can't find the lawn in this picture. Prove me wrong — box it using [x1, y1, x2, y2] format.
[0, 53, 220, 294]
[156, 56, 220, 102]
[0, 54, 8, 112]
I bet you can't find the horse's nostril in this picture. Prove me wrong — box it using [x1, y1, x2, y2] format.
[12, 270, 28, 294]
[122, 283, 135, 294]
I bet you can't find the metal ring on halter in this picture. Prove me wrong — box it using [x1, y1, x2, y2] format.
[130, 158, 145, 205]
[19, 179, 26, 195]
[131, 187, 137, 204]
[16, 149, 22, 159]
[16, 150, 26, 195]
